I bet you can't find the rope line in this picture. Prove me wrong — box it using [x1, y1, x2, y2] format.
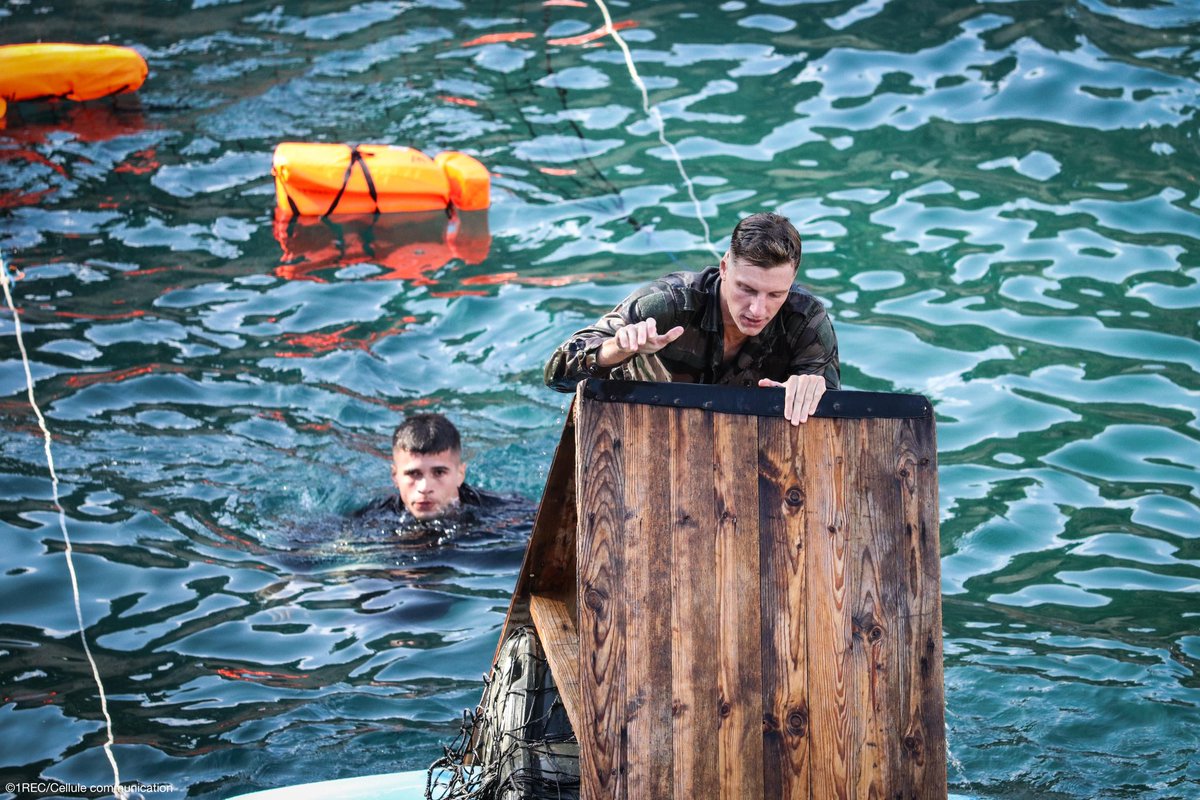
[0, 254, 127, 800]
[592, 0, 720, 259]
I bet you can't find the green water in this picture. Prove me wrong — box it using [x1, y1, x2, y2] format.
[1, 0, 1198, 798]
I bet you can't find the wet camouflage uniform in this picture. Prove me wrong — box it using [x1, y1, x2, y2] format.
[544, 266, 839, 392]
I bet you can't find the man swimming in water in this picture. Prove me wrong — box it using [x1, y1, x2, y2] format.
[358, 412, 502, 523]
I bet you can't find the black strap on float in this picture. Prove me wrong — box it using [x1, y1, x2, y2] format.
[278, 187, 302, 244]
[285, 191, 301, 220]
[274, 162, 303, 219]
[324, 145, 380, 218]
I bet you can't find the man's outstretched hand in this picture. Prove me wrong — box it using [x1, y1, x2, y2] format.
[758, 373, 826, 425]
[598, 317, 686, 367]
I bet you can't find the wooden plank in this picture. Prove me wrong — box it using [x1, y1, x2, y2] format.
[576, 394, 627, 800]
[844, 418, 904, 798]
[758, 417, 809, 800]
[526, 403, 580, 597]
[668, 407, 719, 799]
[492, 404, 578, 666]
[529, 592, 583, 737]
[805, 417, 852, 800]
[623, 403, 674, 800]
[476, 404, 577, 762]
[713, 412, 765, 800]
[897, 416, 947, 799]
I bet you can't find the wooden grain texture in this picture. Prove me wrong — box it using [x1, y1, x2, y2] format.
[713, 412, 765, 800]
[577, 398, 627, 800]
[758, 416, 809, 800]
[527, 406, 580, 597]
[566, 389, 944, 800]
[844, 419, 904, 799]
[529, 592, 583, 737]
[805, 418, 852, 800]
[476, 404, 577, 763]
[622, 403, 674, 800]
[897, 416, 946, 799]
[668, 407, 719, 799]
[493, 405, 578, 664]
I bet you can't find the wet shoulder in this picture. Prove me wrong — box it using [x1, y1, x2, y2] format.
[627, 267, 716, 324]
[782, 283, 830, 322]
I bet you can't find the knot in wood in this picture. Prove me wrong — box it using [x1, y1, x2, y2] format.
[583, 586, 607, 614]
[827, 525, 838, 535]
[869, 625, 884, 642]
[919, 457, 930, 466]
[898, 467, 910, 478]
[785, 707, 808, 737]
[762, 712, 780, 733]
[785, 487, 804, 507]
[904, 733, 924, 759]
[719, 700, 732, 719]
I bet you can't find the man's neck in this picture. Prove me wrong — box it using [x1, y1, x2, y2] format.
[719, 294, 748, 362]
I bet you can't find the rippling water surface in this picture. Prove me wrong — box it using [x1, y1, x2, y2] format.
[2, 1, 1199, 798]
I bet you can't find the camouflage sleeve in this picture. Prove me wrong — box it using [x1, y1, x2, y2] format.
[542, 281, 682, 392]
[787, 307, 841, 389]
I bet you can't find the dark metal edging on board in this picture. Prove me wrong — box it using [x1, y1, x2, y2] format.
[581, 379, 931, 419]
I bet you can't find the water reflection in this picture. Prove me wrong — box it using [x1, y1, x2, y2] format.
[273, 210, 491, 284]
[1, 0, 1198, 797]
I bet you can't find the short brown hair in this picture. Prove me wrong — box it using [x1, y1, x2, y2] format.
[729, 212, 802, 270]
[392, 413, 461, 455]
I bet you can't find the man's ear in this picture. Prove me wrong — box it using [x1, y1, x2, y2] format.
[455, 459, 467, 488]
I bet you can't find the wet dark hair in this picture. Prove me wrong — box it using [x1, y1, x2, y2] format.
[728, 212, 802, 270]
[392, 413, 461, 455]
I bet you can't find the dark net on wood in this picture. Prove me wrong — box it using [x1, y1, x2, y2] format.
[426, 626, 579, 800]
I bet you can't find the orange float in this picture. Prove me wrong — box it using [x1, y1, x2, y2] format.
[272, 143, 491, 217]
[0, 44, 148, 109]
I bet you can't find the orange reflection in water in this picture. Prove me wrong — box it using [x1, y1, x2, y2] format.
[547, 19, 637, 46]
[1, 101, 149, 208]
[215, 667, 308, 684]
[0, 100, 147, 144]
[461, 31, 537, 47]
[273, 210, 491, 284]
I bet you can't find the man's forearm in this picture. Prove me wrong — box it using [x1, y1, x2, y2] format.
[543, 310, 632, 391]
[543, 334, 611, 391]
[595, 336, 628, 368]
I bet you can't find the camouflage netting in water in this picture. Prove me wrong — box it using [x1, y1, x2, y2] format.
[427, 625, 580, 800]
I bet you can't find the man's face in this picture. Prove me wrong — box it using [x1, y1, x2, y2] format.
[391, 448, 466, 520]
[718, 253, 796, 338]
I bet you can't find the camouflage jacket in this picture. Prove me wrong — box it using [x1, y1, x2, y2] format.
[544, 266, 839, 392]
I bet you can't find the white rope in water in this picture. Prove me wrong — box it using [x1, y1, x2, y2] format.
[591, 0, 720, 259]
[0, 254, 127, 800]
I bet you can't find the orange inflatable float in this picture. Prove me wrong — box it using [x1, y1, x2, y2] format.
[0, 44, 148, 112]
[272, 143, 491, 217]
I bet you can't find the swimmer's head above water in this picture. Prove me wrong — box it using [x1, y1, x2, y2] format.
[391, 413, 467, 521]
